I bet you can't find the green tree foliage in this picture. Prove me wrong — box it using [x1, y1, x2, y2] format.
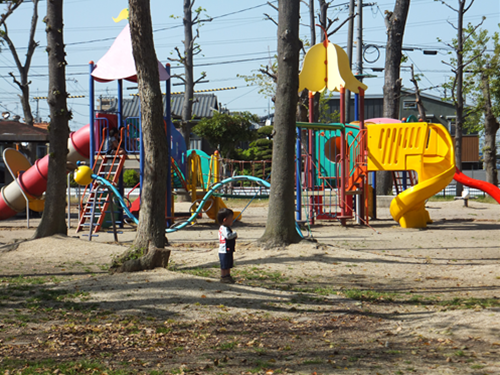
[237, 60, 278, 101]
[192, 111, 258, 158]
[123, 169, 140, 187]
[318, 91, 340, 124]
[440, 23, 491, 134]
[237, 126, 273, 161]
[460, 25, 500, 185]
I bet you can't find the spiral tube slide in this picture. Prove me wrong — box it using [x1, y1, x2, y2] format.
[95, 174, 304, 237]
[454, 168, 500, 204]
[0, 125, 90, 220]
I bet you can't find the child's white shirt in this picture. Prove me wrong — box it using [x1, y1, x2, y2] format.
[218, 225, 237, 253]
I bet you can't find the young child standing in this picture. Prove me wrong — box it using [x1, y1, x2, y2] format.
[217, 208, 237, 284]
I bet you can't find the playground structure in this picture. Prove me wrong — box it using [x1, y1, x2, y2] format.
[294, 32, 500, 229]
[1, 24, 500, 232]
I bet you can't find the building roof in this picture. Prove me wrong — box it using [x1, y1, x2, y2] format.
[116, 93, 219, 119]
[0, 120, 49, 142]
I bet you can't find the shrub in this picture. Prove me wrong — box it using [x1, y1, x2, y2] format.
[123, 169, 140, 187]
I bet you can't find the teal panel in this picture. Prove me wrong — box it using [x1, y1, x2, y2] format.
[312, 126, 360, 187]
[186, 149, 212, 189]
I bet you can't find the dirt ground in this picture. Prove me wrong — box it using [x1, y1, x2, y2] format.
[0, 199, 500, 374]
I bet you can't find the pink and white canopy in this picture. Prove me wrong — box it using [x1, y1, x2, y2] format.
[91, 24, 170, 83]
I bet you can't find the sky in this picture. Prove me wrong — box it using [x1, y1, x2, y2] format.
[0, 0, 498, 130]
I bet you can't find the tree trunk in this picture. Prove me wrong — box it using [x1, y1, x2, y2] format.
[481, 72, 499, 187]
[259, 0, 302, 247]
[379, 0, 410, 195]
[1, 0, 39, 163]
[297, 90, 309, 122]
[1, 0, 38, 128]
[33, 0, 69, 238]
[129, 0, 169, 251]
[410, 64, 426, 120]
[309, 0, 316, 46]
[181, 0, 195, 148]
[110, 244, 171, 273]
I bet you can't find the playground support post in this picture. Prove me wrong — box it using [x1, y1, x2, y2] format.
[67, 173, 71, 228]
[117, 79, 124, 228]
[139, 99, 144, 196]
[89, 62, 95, 169]
[295, 126, 302, 221]
[166, 64, 172, 227]
[307, 91, 315, 224]
[339, 86, 347, 225]
[354, 92, 361, 224]
[359, 88, 368, 224]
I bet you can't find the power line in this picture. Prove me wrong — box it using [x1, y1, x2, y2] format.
[36, 2, 279, 49]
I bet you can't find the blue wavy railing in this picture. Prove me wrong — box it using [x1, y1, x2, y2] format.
[93, 174, 303, 237]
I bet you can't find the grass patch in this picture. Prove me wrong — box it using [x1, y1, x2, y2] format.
[428, 195, 455, 202]
[438, 297, 500, 309]
[470, 364, 486, 369]
[313, 287, 336, 296]
[342, 288, 398, 302]
[475, 196, 497, 204]
[0, 275, 61, 286]
[249, 360, 272, 373]
[169, 265, 217, 278]
[0, 358, 131, 374]
[217, 341, 238, 351]
[303, 358, 323, 365]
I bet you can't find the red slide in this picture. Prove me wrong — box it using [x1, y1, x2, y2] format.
[0, 125, 90, 220]
[453, 167, 500, 204]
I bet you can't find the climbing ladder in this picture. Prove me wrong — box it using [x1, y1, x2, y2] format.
[392, 170, 418, 194]
[76, 153, 127, 235]
[171, 157, 187, 190]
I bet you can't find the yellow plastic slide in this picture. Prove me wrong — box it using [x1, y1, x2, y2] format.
[195, 192, 241, 222]
[366, 122, 455, 228]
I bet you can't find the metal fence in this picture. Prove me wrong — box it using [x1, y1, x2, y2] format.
[393, 182, 493, 198]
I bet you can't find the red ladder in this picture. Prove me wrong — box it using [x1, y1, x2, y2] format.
[76, 154, 127, 234]
[392, 171, 418, 194]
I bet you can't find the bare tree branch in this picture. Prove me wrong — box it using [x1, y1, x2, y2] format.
[170, 73, 186, 83]
[194, 72, 206, 84]
[259, 66, 278, 83]
[444, 41, 455, 49]
[0, 0, 24, 29]
[409, 64, 427, 120]
[264, 13, 278, 26]
[168, 46, 185, 63]
[463, 0, 475, 13]
[462, 17, 485, 44]
[8, 71, 22, 88]
[267, 1, 278, 12]
[188, 30, 199, 53]
[438, 0, 458, 12]
[326, 17, 339, 32]
[327, 14, 355, 37]
[2, 25, 24, 73]
[24, 0, 39, 73]
[300, 0, 311, 9]
[195, 17, 212, 24]
[446, 19, 458, 31]
[461, 50, 484, 69]
[442, 60, 456, 70]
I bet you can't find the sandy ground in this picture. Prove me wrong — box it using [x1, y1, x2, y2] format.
[1, 199, 500, 349]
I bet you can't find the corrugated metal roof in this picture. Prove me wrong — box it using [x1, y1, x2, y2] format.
[116, 93, 218, 119]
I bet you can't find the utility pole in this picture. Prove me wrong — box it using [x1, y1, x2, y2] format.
[345, 0, 355, 123]
[309, 0, 316, 46]
[356, 0, 364, 81]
